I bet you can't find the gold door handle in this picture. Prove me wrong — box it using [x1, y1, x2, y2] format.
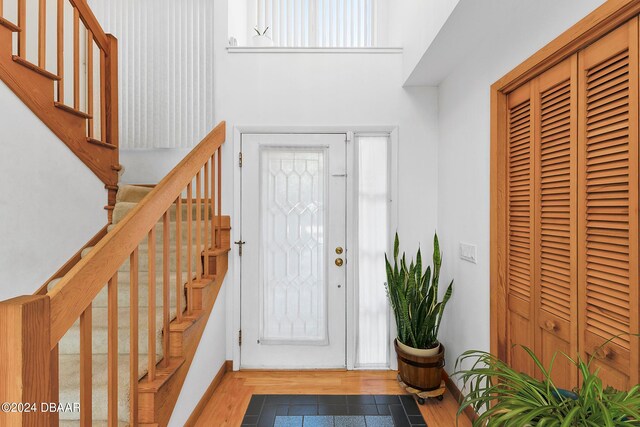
[335, 246, 343, 254]
[335, 258, 344, 267]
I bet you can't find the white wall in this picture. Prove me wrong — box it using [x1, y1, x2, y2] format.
[169, 285, 227, 426]
[396, 0, 459, 83]
[435, 0, 606, 383]
[0, 81, 106, 300]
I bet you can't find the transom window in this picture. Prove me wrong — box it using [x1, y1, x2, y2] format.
[230, 0, 378, 48]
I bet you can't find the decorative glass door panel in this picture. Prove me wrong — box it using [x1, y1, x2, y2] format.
[261, 148, 327, 344]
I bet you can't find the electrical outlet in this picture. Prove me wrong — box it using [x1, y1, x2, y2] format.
[459, 242, 477, 264]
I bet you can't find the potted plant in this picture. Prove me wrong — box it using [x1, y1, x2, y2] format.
[251, 26, 273, 47]
[385, 233, 453, 391]
[453, 344, 640, 426]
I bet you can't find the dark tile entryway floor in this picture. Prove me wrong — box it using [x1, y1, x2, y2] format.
[242, 395, 427, 427]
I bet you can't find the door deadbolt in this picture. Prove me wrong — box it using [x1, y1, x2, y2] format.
[335, 258, 344, 267]
[335, 246, 343, 254]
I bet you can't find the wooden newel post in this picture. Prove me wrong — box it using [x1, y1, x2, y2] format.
[105, 34, 119, 156]
[105, 34, 119, 224]
[0, 295, 52, 426]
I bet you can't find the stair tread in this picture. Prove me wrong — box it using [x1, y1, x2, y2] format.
[54, 102, 92, 119]
[12, 55, 61, 80]
[169, 310, 204, 333]
[87, 137, 117, 150]
[188, 276, 217, 289]
[137, 357, 185, 393]
[206, 247, 231, 256]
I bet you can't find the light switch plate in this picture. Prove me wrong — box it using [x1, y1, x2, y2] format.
[459, 242, 477, 264]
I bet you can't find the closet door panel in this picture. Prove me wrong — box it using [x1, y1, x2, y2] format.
[534, 57, 578, 389]
[506, 82, 536, 377]
[578, 19, 639, 389]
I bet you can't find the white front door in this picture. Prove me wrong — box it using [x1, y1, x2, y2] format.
[240, 133, 347, 369]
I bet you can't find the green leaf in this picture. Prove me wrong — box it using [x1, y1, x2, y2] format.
[394, 232, 399, 260]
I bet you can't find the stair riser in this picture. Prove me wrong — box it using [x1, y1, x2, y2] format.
[116, 185, 153, 204]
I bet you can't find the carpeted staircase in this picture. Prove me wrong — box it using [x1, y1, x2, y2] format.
[47, 184, 208, 425]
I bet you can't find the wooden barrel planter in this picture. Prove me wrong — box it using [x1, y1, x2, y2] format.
[394, 339, 445, 391]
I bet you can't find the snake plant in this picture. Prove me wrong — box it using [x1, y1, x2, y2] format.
[454, 344, 640, 426]
[385, 232, 453, 350]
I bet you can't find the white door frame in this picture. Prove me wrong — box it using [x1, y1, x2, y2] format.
[230, 125, 399, 371]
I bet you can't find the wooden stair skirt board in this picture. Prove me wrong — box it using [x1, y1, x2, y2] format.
[0, 11, 119, 187]
[184, 360, 233, 427]
[492, 1, 640, 392]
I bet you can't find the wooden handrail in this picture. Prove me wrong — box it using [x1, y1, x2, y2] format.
[68, 0, 109, 51]
[47, 121, 226, 349]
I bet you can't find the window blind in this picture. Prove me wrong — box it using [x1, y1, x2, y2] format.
[256, 0, 376, 47]
[355, 135, 389, 368]
[88, 0, 215, 149]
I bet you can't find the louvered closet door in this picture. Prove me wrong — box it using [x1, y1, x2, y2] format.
[533, 57, 578, 389]
[578, 19, 640, 390]
[506, 82, 536, 377]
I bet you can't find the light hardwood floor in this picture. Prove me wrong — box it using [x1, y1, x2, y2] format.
[194, 370, 472, 427]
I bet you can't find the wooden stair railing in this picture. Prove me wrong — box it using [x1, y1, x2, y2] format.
[0, 0, 120, 217]
[0, 121, 229, 426]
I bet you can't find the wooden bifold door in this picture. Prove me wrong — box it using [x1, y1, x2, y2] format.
[497, 17, 640, 390]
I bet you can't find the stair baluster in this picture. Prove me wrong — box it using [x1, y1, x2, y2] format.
[187, 182, 193, 312]
[129, 249, 139, 426]
[204, 159, 210, 276]
[162, 212, 171, 370]
[196, 171, 203, 280]
[108, 271, 118, 424]
[148, 228, 157, 383]
[79, 304, 92, 425]
[176, 197, 183, 324]
[217, 147, 223, 248]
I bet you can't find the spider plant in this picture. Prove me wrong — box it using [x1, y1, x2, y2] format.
[453, 342, 640, 426]
[385, 232, 453, 350]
